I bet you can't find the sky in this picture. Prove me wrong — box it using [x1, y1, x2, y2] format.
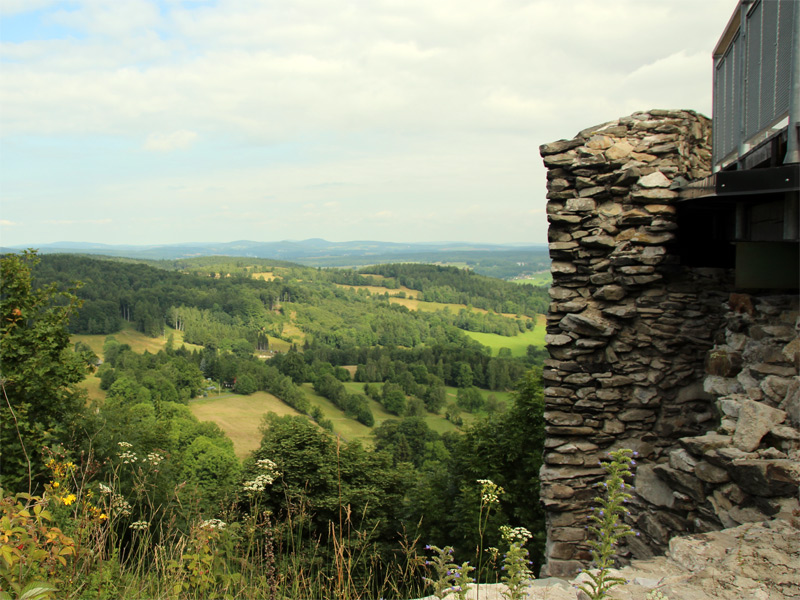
[0, 0, 738, 247]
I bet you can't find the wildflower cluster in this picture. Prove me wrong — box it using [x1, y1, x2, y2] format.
[499, 525, 532, 544]
[200, 518, 227, 530]
[477, 479, 504, 504]
[499, 525, 535, 600]
[45, 458, 78, 507]
[109, 493, 132, 517]
[117, 442, 139, 464]
[243, 458, 281, 492]
[422, 545, 474, 600]
[578, 448, 638, 600]
[129, 520, 149, 531]
[45, 458, 76, 479]
[146, 452, 164, 466]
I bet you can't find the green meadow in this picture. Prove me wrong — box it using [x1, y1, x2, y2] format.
[463, 315, 546, 356]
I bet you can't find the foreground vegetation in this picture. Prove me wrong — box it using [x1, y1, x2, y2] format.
[1, 251, 548, 599]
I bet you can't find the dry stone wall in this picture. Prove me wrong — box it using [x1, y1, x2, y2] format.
[538, 108, 800, 578]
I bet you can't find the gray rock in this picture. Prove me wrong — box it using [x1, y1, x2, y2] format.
[653, 464, 705, 502]
[761, 375, 793, 402]
[549, 241, 579, 251]
[730, 458, 800, 497]
[560, 311, 617, 337]
[695, 461, 730, 483]
[778, 378, 800, 426]
[603, 418, 625, 434]
[732, 399, 786, 452]
[669, 448, 698, 472]
[602, 305, 638, 319]
[593, 284, 626, 301]
[549, 286, 577, 300]
[543, 151, 578, 167]
[577, 186, 606, 198]
[638, 171, 672, 188]
[679, 433, 732, 456]
[565, 197, 597, 212]
[717, 397, 742, 418]
[540, 138, 584, 155]
[636, 464, 676, 508]
[580, 234, 616, 248]
[704, 375, 743, 396]
[551, 261, 577, 274]
[545, 411, 584, 426]
[620, 408, 656, 422]
[545, 334, 573, 346]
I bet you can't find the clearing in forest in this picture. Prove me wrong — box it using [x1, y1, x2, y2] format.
[71, 324, 204, 358]
[335, 283, 421, 298]
[189, 392, 303, 458]
[463, 315, 546, 356]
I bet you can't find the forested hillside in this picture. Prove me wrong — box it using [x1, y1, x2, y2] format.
[33, 254, 549, 344]
[1, 251, 548, 599]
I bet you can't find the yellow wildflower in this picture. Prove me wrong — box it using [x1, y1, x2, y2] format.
[63, 494, 77, 506]
[52, 482, 60, 488]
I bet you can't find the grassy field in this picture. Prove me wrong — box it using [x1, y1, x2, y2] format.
[266, 335, 292, 353]
[340, 382, 465, 436]
[463, 315, 546, 356]
[252, 271, 279, 281]
[189, 392, 304, 458]
[335, 283, 421, 299]
[71, 324, 204, 359]
[299, 384, 376, 441]
[77, 374, 105, 403]
[510, 271, 552, 286]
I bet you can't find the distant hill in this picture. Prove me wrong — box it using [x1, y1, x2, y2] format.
[4, 239, 550, 280]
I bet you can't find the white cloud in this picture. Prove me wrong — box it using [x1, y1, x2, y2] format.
[0, 0, 740, 246]
[0, 0, 62, 16]
[47, 0, 162, 37]
[0, 219, 19, 226]
[143, 130, 198, 152]
[46, 218, 113, 225]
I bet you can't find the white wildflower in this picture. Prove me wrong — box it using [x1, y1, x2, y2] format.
[243, 473, 275, 492]
[500, 525, 532, 544]
[110, 494, 132, 517]
[118, 450, 138, 464]
[98, 483, 113, 495]
[129, 520, 149, 531]
[243, 458, 280, 492]
[477, 479, 504, 504]
[200, 518, 226, 530]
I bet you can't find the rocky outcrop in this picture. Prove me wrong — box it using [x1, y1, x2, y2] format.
[416, 518, 800, 599]
[658, 294, 800, 531]
[538, 109, 800, 577]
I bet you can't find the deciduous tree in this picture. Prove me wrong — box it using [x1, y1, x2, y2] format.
[0, 251, 88, 492]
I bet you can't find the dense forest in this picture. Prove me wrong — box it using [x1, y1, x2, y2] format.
[1, 251, 548, 599]
[19, 241, 551, 281]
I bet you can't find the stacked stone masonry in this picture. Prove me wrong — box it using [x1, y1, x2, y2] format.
[538, 109, 800, 578]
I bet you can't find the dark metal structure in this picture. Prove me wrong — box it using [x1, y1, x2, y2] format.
[678, 0, 799, 289]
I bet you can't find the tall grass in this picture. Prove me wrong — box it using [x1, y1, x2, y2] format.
[0, 447, 429, 600]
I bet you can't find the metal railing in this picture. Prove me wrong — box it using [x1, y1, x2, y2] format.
[712, 0, 799, 170]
